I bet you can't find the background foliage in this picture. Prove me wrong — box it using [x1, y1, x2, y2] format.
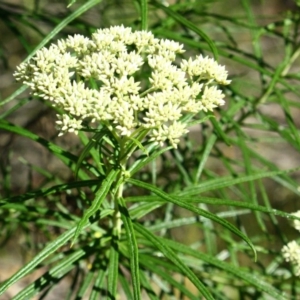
[1, 0, 300, 299]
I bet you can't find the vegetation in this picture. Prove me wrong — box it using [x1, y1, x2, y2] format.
[1, 0, 300, 299]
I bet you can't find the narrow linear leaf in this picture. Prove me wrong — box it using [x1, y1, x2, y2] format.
[90, 266, 107, 300]
[0, 180, 99, 206]
[124, 194, 300, 223]
[24, 0, 103, 62]
[76, 131, 107, 178]
[129, 146, 171, 176]
[77, 270, 95, 298]
[0, 85, 27, 107]
[194, 134, 217, 183]
[129, 201, 164, 219]
[139, 271, 159, 300]
[129, 178, 257, 259]
[184, 196, 300, 221]
[119, 274, 134, 300]
[0, 120, 99, 179]
[148, 216, 200, 232]
[119, 198, 141, 300]
[139, 255, 199, 300]
[180, 167, 300, 196]
[237, 128, 266, 232]
[0, 225, 88, 294]
[277, 90, 300, 148]
[162, 238, 286, 300]
[107, 236, 119, 299]
[13, 249, 86, 300]
[72, 168, 119, 245]
[134, 223, 213, 300]
[207, 112, 231, 146]
[151, 1, 218, 59]
[0, 98, 30, 119]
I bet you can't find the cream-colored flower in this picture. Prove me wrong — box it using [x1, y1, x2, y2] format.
[149, 122, 188, 148]
[181, 55, 231, 85]
[282, 241, 300, 276]
[201, 86, 226, 111]
[291, 211, 300, 232]
[14, 25, 230, 148]
[281, 211, 300, 277]
[56, 114, 83, 136]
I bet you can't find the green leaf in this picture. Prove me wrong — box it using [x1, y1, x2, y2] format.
[107, 236, 119, 299]
[72, 168, 120, 245]
[129, 178, 257, 260]
[129, 145, 171, 176]
[0, 85, 27, 107]
[119, 198, 141, 300]
[147, 216, 200, 232]
[24, 0, 103, 62]
[184, 196, 300, 221]
[129, 201, 164, 219]
[119, 274, 134, 299]
[13, 249, 86, 300]
[194, 134, 217, 183]
[180, 167, 300, 196]
[0, 120, 99, 179]
[90, 268, 106, 300]
[150, 1, 218, 59]
[76, 130, 107, 178]
[277, 90, 300, 149]
[0, 98, 30, 119]
[139, 255, 199, 300]
[161, 238, 286, 299]
[134, 223, 213, 299]
[207, 111, 231, 146]
[0, 180, 99, 206]
[0, 225, 88, 295]
[139, 271, 159, 300]
[76, 270, 95, 298]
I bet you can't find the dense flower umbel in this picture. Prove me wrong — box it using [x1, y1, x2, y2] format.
[282, 211, 300, 276]
[14, 25, 230, 148]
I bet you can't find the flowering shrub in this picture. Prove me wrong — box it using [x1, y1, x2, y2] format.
[2, 1, 300, 298]
[14, 25, 230, 148]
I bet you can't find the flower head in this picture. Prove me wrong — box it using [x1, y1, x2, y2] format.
[291, 211, 300, 232]
[281, 211, 300, 276]
[14, 25, 230, 148]
[282, 241, 300, 276]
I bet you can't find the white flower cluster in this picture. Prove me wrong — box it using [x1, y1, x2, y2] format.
[282, 211, 300, 276]
[14, 25, 230, 148]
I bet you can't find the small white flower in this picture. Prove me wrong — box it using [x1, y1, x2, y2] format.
[291, 211, 300, 232]
[158, 39, 185, 54]
[14, 25, 230, 148]
[282, 241, 300, 276]
[281, 211, 300, 277]
[181, 55, 231, 85]
[149, 122, 188, 148]
[201, 86, 226, 111]
[110, 76, 141, 95]
[56, 114, 83, 136]
[113, 51, 144, 76]
[282, 241, 300, 262]
[133, 30, 156, 52]
[64, 34, 91, 55]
